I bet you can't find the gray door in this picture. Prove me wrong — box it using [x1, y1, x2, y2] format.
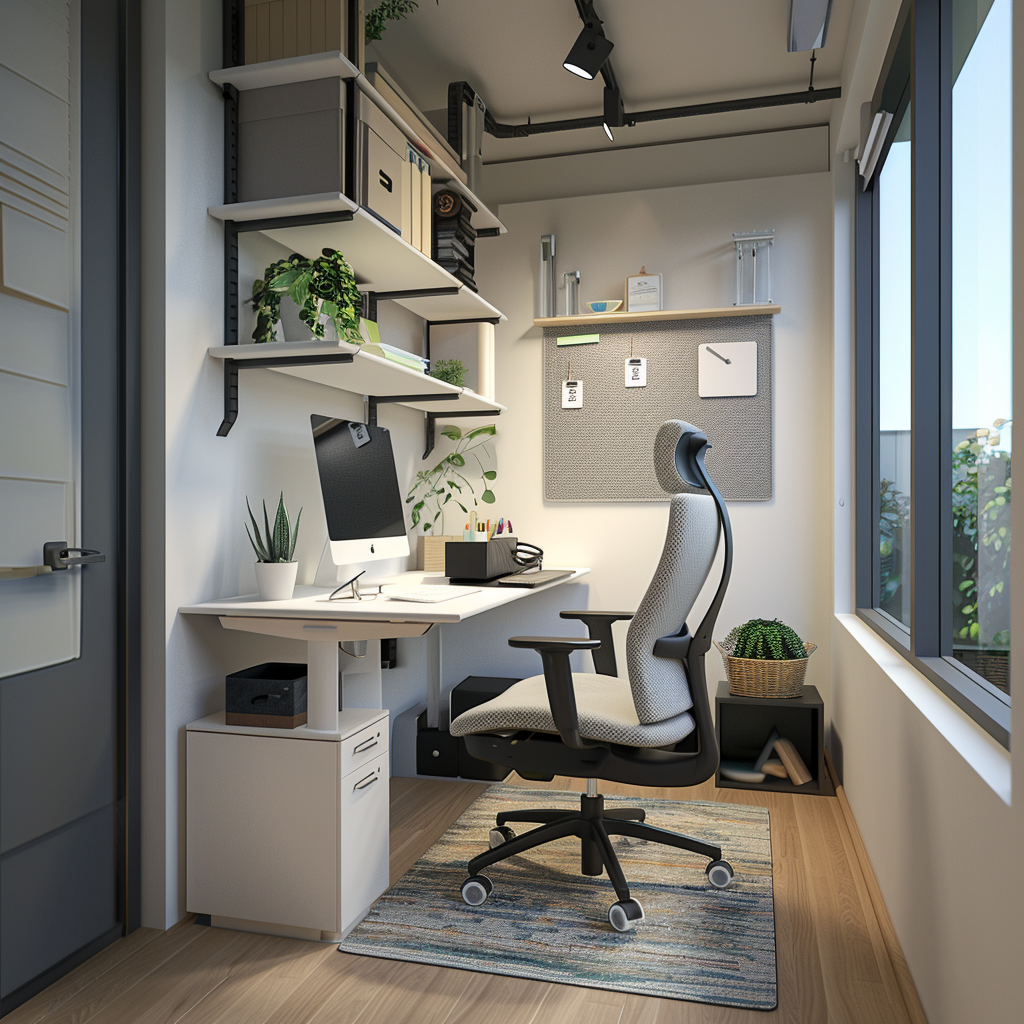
[0, 0, 133, 1011]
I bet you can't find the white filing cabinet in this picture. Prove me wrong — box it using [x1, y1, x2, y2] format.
[186, 709, 389, 941]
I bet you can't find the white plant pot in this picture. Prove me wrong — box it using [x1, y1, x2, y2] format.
[254, 561, 298, 601]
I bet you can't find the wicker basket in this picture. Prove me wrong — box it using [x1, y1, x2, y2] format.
[714, 640, 817, 698]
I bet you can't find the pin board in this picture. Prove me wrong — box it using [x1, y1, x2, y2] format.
[542, 316, 773, 502]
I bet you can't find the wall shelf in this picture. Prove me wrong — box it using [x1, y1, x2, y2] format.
[208, 55, 505, 235]
[208, 340, 504, 449]
[209, 201, 505, 325]
[534, 304, 781, 327]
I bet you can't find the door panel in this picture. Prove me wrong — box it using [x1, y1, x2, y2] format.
[0, 805, 116, 997]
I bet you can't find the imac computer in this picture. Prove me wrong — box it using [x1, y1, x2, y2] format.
[310, 415, 410, 587]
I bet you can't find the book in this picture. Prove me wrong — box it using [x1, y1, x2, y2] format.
[719, 761, 766, 784]
[761, 759, 788, 779]
[773, 737, 813, 786]
[434, 237, 471, 261]
[754, 727, 780, 771]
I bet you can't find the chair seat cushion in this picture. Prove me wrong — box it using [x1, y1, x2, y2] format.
[449, 673, 696, 749]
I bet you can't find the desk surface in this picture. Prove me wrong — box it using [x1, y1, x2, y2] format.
[178, 569, 589, 625]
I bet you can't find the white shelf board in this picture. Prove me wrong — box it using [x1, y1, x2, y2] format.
[208, 192, 357, 223]
[207, 340, 505, 415]
[534, 304, 781, 327]
[209, 51, 358, 91]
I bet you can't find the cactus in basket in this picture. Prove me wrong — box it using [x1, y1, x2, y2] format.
[246, 493, 302, 563]
[724, 618, 807, 660]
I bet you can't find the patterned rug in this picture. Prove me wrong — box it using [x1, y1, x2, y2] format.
[339, 785, 776, 1009]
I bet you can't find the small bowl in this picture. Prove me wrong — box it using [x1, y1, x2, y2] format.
[585, 299, 623, 314]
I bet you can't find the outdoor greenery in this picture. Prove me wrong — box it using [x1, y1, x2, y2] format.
[251, 248, 362, 345]
[724, 619, 807, 660]
[365, 0, 435, 43]
[878, 419, 1011, 648]
[246, 493, 302, 563]
[406, 423, 496, 533]
[429, 358, 467, 387]
[952, 419, 1011, 646]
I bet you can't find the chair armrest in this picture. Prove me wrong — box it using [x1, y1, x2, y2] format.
[508, 635, 600, 749]
[559, 611, 635, 677]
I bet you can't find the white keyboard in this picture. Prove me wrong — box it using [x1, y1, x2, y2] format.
[382, 585, 481, 603]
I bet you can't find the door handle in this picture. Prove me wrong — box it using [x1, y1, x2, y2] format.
[378, 170, 393, 192]
[0, 541, 105, 581]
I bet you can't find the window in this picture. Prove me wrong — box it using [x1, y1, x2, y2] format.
[856, 0, 1011, 745]
[950, 0, 1012, 694]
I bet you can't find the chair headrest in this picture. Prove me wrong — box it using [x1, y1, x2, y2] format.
[654, 420, 710, 494]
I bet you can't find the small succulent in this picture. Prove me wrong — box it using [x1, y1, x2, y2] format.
[724, 618, 806, 660]
[246, 493, 302, 563]
[429, 358, 467, 388]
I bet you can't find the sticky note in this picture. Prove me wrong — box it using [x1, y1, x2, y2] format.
[556, 334, 600, 347]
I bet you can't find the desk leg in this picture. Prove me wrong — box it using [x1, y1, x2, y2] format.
[307, 640, 340, 731]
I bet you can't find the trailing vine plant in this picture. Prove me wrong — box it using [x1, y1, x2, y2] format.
[365, 0, 437, 43]
[251, 248, 362, 344]
[406, 423, 496, 534]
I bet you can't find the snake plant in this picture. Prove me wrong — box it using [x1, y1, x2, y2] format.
[246, 493, 302, 563]
[723, 618, 806, 660]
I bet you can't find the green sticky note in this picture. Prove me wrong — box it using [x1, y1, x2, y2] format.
[557, 334, 600, 347]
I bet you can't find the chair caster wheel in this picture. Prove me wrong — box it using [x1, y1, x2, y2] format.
[706, 859, 734, 889]
[461, 875, 493, 907]
[608, 898, 645, 932]
[489, 825, 516, 848]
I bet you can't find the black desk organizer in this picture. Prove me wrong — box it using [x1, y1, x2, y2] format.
[445, 537, 519, 583]
[715, 681, 834, 796]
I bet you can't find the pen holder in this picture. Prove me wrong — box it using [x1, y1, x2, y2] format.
[445, 537, 518, 582]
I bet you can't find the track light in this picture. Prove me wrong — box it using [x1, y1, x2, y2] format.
[602, 85, 624, 140]
[563, 25, 614, 80]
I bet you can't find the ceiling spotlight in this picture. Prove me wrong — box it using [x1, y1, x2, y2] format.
[602, 85, 624, 140]
[563, 25, 614, 80]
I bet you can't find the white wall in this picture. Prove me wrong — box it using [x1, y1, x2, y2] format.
[479, 174, 836, 710]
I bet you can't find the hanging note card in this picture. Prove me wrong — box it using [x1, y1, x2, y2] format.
[562, 379, 583, 409]
[625, 357, 647, 388]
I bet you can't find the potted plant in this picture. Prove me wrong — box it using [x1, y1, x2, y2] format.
[715, 618, 816, 698]
[246, 493, 302, 600]
[251, 248, 362, 345]
[406, 423, 497, 570]
[429, 358, 467, 387]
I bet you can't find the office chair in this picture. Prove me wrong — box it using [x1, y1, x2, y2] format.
[449, 421, 734, 932]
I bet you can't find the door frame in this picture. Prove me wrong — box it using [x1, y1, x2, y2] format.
[0, 0, 141, 1013]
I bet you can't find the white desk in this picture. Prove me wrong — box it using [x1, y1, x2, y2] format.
[179, 569, 589, 731]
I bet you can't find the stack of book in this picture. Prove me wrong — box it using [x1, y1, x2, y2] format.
[720, 728, 814, 786]
[363, 342, 429, 374]
[433, 190, 478, 292]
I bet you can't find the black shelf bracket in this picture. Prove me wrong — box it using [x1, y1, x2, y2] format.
[223, 210, 356, 347]
[423, 408, 500, 460]
[217, 352, 355, 436]
[361, 287, 461, 321]
[366, 392, 459, 427]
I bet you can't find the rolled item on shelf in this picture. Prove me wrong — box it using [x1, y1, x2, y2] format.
[476, 322, 495, 401]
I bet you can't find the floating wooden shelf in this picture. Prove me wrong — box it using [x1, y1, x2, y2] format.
[208, 54, 505, 234]
[207, 201, 505, 323]
[534, 304, 781, 327]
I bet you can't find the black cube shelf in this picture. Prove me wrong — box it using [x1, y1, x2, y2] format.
[715, 681, 835, 796]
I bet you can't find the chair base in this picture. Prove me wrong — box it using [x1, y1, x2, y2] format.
[467, 791, 723, 906]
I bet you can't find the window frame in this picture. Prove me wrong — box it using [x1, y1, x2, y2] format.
[855, 0, 1012, 747]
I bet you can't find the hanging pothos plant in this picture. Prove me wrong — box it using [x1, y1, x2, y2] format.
[406, 423, 496, 534]
[251, 248, 362, 345]
[365, 0, 437, 43]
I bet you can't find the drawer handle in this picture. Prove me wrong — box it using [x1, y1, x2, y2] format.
[353, 737, 378, 754]
[379, 170, 393, 192]
[353, 772, 379, 791]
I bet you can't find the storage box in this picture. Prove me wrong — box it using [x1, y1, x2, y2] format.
[445, 536, 518, 582]
[355, 89, 411, 235]
[238, 79, 345, 203]
[244, 0, 352, 66]
[225, 662, 308, 728]
[417, 534, 459, 571]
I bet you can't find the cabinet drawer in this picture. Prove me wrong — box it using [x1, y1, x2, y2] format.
[341, 717, 388, 778]
[341, 752, 390, 933]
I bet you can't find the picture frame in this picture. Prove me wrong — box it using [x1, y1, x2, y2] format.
[625, 270, 663, 312]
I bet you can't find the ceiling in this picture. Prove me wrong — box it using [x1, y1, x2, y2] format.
[365, 0, 855, 163]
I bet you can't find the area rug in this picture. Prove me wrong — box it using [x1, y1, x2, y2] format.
[339, 785, 776, 1009]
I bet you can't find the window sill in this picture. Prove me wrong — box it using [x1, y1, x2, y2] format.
[835, 613, 1011, 806]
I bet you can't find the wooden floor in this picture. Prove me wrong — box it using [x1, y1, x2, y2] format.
[6, 772, 928, 1024]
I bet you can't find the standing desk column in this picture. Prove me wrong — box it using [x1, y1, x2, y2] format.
[305, 632, 340, 731]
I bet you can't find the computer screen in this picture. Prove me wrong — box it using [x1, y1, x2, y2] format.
[310, 415, 410, 566]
